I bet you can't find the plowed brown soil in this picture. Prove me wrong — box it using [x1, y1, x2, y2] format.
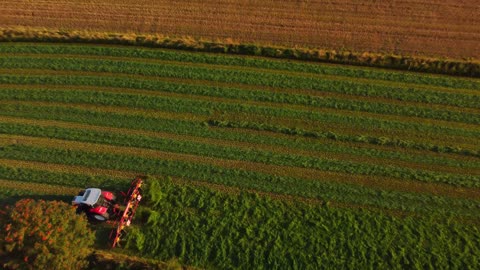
[0, 0, 479, 59]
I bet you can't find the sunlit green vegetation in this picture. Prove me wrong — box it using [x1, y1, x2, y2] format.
[0, 43, 478, 269]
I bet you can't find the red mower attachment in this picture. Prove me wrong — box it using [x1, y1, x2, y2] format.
[109, 176, 145, 248]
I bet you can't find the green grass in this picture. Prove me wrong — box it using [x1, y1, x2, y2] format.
[0, 42, 478, 269]
[0, 145, 478, 218]
[127, 178, 480, 269]
[1, 56, 480, 112]
[1, 43, 479, 90]
[0, 122, 476, 187]
[2, 102, 480, 166]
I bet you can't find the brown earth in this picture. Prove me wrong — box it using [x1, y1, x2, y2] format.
[0, 0, 479, 59]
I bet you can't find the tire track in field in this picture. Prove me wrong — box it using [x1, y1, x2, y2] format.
[1, 134, 479, 200]
[1, 100, 478, 164]
[213, 113, 480, 150]
[1, 115, 478, 177]
[2, 81, 479, 147]
[3, 53, 479, 97]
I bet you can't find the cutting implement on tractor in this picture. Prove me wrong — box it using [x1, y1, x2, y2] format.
[109, 176, 144, 248]
[72, 176, 145, 248]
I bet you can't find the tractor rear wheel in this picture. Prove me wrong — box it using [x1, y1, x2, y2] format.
[92, 213, 110, 222]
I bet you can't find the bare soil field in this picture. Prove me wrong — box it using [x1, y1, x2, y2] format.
[1, 0, 479, 59]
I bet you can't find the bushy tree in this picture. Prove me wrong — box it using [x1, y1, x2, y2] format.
[0, 199, 95, 269]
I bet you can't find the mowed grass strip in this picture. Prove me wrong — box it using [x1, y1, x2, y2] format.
[3, 71, 480, 116]
[0, 100, 207, 122]
[1, 43, 480, 92]
[1, 74, 478, 132]
[4, 52, 480, 97]
[209, 119, 480, 158]
[0, 158, 136, 181]
[0, 146, 478, 219]
[0, 161, 470, 222]
[1, 55, 479, 111]
[1, 86, 478, 153]
[1, 83, 478, 140]
[2, 101, 479, 167]
[2, 121, 479, 189]
[2, 115, 477, 177]
[1, 133, 479, 197]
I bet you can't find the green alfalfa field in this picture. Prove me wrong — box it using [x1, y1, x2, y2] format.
[0, 42, 479, 269]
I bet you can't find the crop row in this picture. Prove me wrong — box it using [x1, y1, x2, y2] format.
[1, 43, 479, 91]
[1, 85, 477, 141]
[0, 185, 38, 202]
[3, 115, 476, 177]
[0, 87, 213, 115]
[7, 95, 477, 158]
[0, 144, 478, 217]
[125, 178, 480, 269]
[2, 104, 479, 170]
[1, 74, 478, 131]
[0, 88, 477, 156]
[0, 165, 129, 190]
[0, 122, 477, 188]
[1, 55, 479, 110]
[208, 120, 480, 158]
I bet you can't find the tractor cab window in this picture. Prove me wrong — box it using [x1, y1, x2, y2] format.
[83, 190, 91, 201]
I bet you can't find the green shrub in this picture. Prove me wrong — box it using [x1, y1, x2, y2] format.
[0, 199, 95, 269]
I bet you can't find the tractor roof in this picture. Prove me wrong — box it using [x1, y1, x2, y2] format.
[75, 188, 101, 206]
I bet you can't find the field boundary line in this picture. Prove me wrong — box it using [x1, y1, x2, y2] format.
[0, 28, 479, 77]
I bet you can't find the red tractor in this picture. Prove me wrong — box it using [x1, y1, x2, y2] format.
[72, 176, 144, 247]
[72, 188, 118, 222]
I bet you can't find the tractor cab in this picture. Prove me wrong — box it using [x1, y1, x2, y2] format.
[72, 188, 117, 222]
